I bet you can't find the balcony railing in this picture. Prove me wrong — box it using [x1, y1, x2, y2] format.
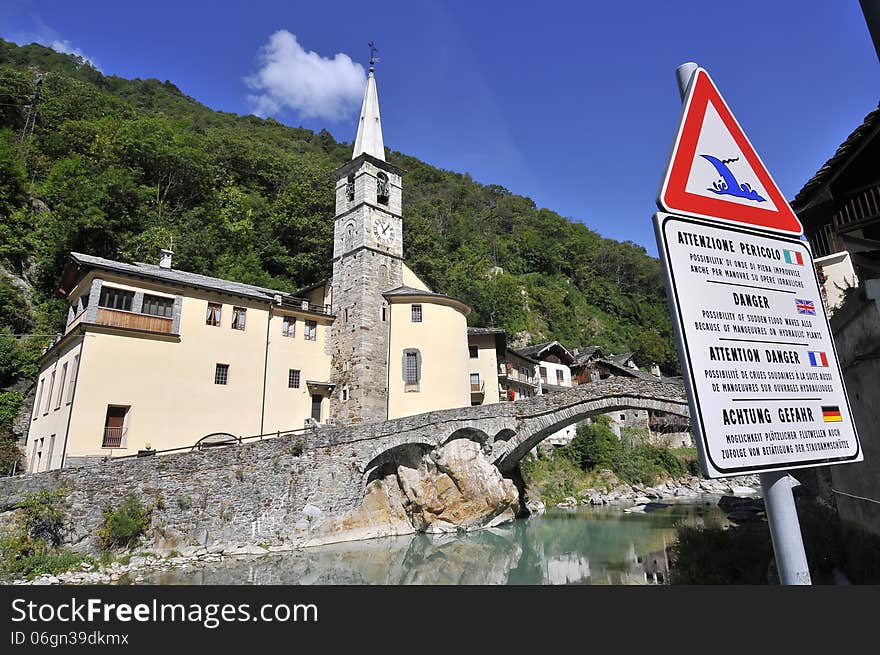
[279, 297, 333, 315]
[833, 183, 880, 231]
[102, 426, 127, 449]
[95, 307, 173, 334]
[808, 223, 842, 259]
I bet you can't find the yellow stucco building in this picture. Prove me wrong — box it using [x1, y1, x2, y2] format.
[25, 64, 513, 472]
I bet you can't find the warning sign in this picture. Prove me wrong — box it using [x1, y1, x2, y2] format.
[654, 212, 861, 477]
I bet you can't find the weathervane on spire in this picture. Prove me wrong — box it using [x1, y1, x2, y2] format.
[368, 41, 379, 71]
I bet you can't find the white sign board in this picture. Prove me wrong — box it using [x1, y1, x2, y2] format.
[655, 212, 862, 478]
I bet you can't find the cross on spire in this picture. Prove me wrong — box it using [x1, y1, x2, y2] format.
[368, 41, 379, 71]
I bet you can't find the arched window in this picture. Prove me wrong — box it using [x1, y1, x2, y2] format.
[376, 172, 389, 205]
[346, 174, 355, 202]
[344, 222, 354, 250]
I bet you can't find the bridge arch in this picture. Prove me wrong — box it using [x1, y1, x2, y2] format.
[495, 391, 689, 473]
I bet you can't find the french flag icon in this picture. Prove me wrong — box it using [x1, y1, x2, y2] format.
[808, 351, 829, 367]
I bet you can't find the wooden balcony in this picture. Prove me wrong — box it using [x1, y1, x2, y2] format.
[95, 308, 173, 334]
[833, 183, 880, 231]
[65, 311, 85, 334]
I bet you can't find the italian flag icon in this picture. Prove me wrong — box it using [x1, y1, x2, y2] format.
[783, 249, 804, 265]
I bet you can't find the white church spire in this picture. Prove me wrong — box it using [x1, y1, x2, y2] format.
[352, 44, 385, 161]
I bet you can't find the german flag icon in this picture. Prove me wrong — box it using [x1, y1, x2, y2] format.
[822, 406, 842, 422]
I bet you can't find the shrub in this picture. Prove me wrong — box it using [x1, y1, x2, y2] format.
[17, 489, 67, 547]
[98, 495, 151, 550]
[0, 488, 90, 580]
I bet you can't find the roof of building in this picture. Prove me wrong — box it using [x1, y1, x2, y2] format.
[571, 346, 604, 367]
[507, 348, 540, 365]
[517, 340, 575, 365]
[466, 327, 506, 336]
[63, 253, 337, 317]
[66, 252, 291, 301]
[605, 352, 636, 368]
[792, 101, 880, 210]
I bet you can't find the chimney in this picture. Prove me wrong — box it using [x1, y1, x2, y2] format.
[159, 249, 173, 269]
[650, 363, 661, 378]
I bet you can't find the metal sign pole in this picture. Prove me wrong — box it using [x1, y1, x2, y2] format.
[672, 62, 812, 585]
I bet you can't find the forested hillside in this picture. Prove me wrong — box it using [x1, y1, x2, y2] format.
[0, 39, 677, 454]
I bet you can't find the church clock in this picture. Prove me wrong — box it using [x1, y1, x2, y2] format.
[372, 214, 394, 245]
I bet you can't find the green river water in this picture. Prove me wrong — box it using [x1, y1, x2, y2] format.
[144, 497, 731, 585]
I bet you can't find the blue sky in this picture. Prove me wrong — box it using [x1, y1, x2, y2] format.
[2, 1, 877, 255]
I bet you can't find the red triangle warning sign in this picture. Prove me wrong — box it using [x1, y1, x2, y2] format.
[658, 68, 803, 235]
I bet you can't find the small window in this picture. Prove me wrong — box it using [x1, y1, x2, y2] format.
[411, 304, 422, 323]
[344, 307, 349, 323]
[620, 414, 626, 421]
[304, 320, 317, 341]
[66, 355, 79, 404]
[556, 369, 564, 384]
[288, 369, 300, 389]
[55, 363, 67, 410]
[44, 371, 55, 415]
[469, 345, 478, 359]
[346, 174, 355, 202]
[381, 303, 387, 322]
[404, 350, 420, 386]
[342, 385, 349, 401]
[206, 302, 221, 326]
[142, 294, 173, 318]
[34, 378, 44, 420]
[470, 373, 481, 390]
[99, 287, 134, 311]
[215, 363, 229, 385]
[282, 316, 296, 338]
[231, 307, 246, 330]
[540, 366, 548, 382]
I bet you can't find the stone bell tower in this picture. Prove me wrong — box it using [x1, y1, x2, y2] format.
[329, 55, 404, 424]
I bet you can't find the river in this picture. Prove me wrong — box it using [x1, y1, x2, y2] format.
[143, 497, 730, 585]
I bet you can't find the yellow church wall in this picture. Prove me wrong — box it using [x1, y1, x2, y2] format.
[387, 299, 470, 419]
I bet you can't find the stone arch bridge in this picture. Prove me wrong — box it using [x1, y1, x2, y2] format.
[312, 377, 690, 478]
[0, 377, 690, 553]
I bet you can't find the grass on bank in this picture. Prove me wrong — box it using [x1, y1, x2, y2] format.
[521, 419, 699, 505]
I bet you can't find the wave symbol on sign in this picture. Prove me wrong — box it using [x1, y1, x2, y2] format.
[700, 155, 766, 203]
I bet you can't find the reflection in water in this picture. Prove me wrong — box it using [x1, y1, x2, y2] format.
[144, 499, 728, 585]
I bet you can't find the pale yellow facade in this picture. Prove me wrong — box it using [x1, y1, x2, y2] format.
[467, 334, 502, 405]
[386, 297, 471, 419]
[27, 267, 334, 468]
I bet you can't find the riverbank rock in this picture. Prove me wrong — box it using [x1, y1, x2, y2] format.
[526, 499, 546, 515]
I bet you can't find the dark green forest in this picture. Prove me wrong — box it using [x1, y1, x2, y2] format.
[0, 39, 677, 453]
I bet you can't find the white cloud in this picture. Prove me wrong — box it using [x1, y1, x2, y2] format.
[245, 31, 366, 121]
[48, 39, 99, 70]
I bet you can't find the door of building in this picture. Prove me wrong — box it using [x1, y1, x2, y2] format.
[311, 394, 322, 422]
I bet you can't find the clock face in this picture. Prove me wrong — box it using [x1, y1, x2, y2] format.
[372, 216, 394, 245]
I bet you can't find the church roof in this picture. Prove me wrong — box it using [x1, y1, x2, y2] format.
[352, 69, 385, 161]
[383, 285, 471, 315]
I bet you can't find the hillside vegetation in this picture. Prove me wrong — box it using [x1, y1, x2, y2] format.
[0, 39, 677, 463]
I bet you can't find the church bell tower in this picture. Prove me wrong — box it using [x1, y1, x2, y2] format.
[329, 52, 404, 424]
